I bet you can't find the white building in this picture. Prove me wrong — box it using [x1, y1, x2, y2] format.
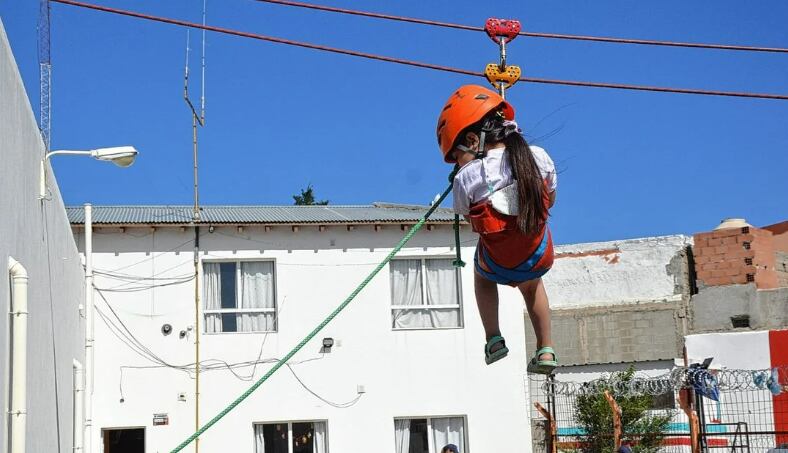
[1, 20, 87, 453]
[68, 205, 531, 453]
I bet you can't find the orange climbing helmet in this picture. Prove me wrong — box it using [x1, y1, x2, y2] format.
[436, 85, 515, 163]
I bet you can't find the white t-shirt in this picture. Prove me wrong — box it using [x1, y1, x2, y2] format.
[452, 145, 557, 216]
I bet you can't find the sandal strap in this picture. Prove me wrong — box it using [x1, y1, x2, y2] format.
[535, 346, 557, 360]
[485, 335, 506, 353]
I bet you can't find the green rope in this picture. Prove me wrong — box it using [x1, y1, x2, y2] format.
[452, 214, 466, 268]
[170, 177, 456, 453]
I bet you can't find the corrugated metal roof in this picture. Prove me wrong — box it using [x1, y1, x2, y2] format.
[66, 203, 458, 225]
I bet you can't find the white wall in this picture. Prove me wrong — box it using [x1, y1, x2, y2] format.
[78, 224, 531, 453]
[685, 331, 772, 370]
[546, 235, 691, 308]
[0, 19, 86, 453]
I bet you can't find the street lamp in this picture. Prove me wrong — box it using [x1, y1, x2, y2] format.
[39, 146, 139, 199]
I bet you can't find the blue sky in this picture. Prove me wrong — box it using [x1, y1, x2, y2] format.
[2, 0, 787, 244]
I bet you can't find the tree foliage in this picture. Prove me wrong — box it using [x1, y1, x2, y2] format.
[573, 367, 673, 453]
[293, 184, 329, 206]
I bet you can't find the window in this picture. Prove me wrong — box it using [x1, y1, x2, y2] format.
[390, 258, 462, 329]
[203, 261, 276, 333]
[102, 428, 145, 453]
[254, 421, 328, 453]
[394, 417, 467, 453]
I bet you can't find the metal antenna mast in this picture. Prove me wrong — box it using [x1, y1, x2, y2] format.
[38, 0, 52, 150]
[184, 2, 207, 451]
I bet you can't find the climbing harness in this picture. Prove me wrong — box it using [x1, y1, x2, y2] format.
[170, 169, 460, 453]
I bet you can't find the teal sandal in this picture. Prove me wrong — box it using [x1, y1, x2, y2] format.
[484, 335, 509, 365]
[527, 347, 558, 375]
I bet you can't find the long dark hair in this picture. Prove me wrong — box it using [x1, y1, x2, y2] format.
[460, 111, 547, 234]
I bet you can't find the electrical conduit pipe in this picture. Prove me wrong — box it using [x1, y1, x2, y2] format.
[8, 256, 28, 453]
[84, 203, 94, 453]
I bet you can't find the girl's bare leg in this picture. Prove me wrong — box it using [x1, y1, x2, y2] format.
[518, 277, 554, 360]
[474, 271, 502, 350]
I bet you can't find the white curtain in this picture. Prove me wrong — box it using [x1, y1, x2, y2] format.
[394, 419, 411, 453]
[203, 263, 222, 333]
[425, 259, 461, 328]
[240, 261, 276, 332]
[312, 421, 327, 453]
[254, 424, 265, 453]
[432, 417, 465, 453]
[391, 260, 428, 329]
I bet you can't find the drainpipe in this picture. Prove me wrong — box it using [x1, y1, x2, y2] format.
[8, 256, 28, 453]
[84, 203, 94, 453]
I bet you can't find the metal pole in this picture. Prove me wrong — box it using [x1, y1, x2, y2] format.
[84, 203, 94, 453]
[191, 111, 201, 453]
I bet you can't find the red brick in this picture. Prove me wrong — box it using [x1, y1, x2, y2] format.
[704, 276, 728, 286]
[722, 236, 738, 245]
[737, 234, 755, 243]
[751, 228, 774, 238]
[711, 269, 728, 278]
[755, 272, 778, 289]
[694, 254, 710, 264]
[731, 274, 749, 285]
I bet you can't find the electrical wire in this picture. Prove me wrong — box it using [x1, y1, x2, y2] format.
[51, 0, 788, 101]
[96, 288, 362, 407]
[255, 0, 788, 54]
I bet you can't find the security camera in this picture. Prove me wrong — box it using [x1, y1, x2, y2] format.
[161, 324, 173, 336]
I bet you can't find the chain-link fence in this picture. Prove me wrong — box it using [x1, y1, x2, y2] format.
[530, 366, 788, 453]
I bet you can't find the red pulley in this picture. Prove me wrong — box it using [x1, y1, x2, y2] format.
[484, 18, 521, 44]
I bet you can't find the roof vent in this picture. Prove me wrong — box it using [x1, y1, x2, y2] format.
[714, 218, 751, 231]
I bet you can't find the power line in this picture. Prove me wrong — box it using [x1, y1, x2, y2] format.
[51, 0, 788, 101]
[255, 0, 788, 54]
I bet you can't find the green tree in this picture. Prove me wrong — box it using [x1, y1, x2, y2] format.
[293, 184, 329, 206]
[574, 367, 673, 453]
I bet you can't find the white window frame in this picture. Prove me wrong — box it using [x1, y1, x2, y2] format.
[253, 419, 329, 453]
[202, 258, 278, 334]
[390, 256, 464, 330]
[393, 415, 469, 453]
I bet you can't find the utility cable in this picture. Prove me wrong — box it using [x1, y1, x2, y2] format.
[164, 173, 457, 452]
[51, 0, 788, 101]
[256, 0, 788, 54]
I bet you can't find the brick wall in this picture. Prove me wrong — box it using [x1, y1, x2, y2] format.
[693, 226, 779, 289]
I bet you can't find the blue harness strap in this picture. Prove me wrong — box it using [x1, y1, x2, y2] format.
[474, 229, 550, 285]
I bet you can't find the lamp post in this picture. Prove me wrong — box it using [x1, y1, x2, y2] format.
[37, 145, 138, 453]
[39, 146, 139, 199]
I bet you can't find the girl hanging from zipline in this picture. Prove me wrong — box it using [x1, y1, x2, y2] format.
[437, 85, 558, 374]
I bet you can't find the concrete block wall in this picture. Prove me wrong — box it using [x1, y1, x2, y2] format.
[690, 284, 788, 333]
[525, 300, 685, 366]
[693, 226, 779, 289]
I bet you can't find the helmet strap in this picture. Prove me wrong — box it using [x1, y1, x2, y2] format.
[476, 130, 487, 159]
[455, 131, 488, 160]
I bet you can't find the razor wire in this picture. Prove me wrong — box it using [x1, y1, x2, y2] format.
[540, 366, 788, 397]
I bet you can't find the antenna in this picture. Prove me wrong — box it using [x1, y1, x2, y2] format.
[38, 0, 52, 151]
[183, 3, 207, 452]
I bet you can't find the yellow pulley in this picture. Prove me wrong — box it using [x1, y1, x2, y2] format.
[484, 63, 521, 90]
